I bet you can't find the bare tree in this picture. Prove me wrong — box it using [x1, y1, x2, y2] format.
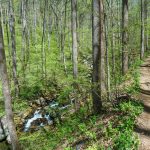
[122, 0, 129, 75]
[92, 0, 106, 114]
[92, 0, 101, 114]
[0, 3, 4, 37]
[105, 5, 111, 102]
[111, 0, 116, 81]
[0, 14, 20, 150]
[41, 0, 47, 79]
[144, 0, 148, 50]
[99, 0, 106, 93]
[140, 0, 145, 59]
[60, 0, 68, 75]
[71, 0, 78, 79]
[20, 0, 30, 83]
[9, 0, 19, 96]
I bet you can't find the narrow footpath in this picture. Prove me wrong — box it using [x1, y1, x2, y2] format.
[136, 57, 150, 150]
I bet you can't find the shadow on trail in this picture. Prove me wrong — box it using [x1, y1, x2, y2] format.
[135, 126, 150, 137]
[143, 104, 150, 113]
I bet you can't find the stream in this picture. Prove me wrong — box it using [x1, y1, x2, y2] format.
[24, 100, 71, 132]
[24, 109, 53, 132]
[0, 98, 73, 146]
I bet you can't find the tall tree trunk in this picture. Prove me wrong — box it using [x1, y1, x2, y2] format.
[92, 0, 101, 114]
[33, 0, 37, 49]
[71, 0, 78, 79]
[117, 0, 122, 81]
[33, 0, 39, 74]
[25, 0, 30, 73]
[9, 0, 19, 96]
[47, 1, 52, 52]
[41, 0, 47, 79]
[5, 9, 12, 88]
[99, 0, 106, 93]
[122, 0, 129, 75]
[144, 0, 148, 50]
[92, 0, 106, 114]
[21, 0, 30, 83]
[0, 3, 4, 37]
[140, 0, 145, 59]
[0, 15, 20, 150]
[105, 12, 111, 102]
[60, 0, 68, 76]
[111, 0, 115, 80]
[21, 0, 26, 83]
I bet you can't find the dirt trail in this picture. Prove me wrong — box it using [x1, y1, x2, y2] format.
[136, 57, 150, 150]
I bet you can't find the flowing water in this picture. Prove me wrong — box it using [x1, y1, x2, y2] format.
[24, 100, 71, 132]
[24, 110, 53, 132]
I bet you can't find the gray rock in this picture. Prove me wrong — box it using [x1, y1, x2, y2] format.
[0, 116, 10, 143]
[6, 135, 11, 144]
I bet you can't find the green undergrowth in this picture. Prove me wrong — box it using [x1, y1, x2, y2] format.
[0, 54, 144, 150]
[0, 36, 146, 149]
[18, 55, 143, 149]
[18, 98, 143, 150]
[0, 3, 148, 148]
[112, 100, 143, 150]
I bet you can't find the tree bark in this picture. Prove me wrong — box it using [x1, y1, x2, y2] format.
[71, 0, 78, 79]
[140, 0, 145, 59]
[92, 0, 101, 114]
[99, 0, 106, 93]
[60, 0, 68, 76]
[41, 0, 47, 80]
[144, 0, 148, 50]
[92, 0, 106, 114]
[5, 8, 12, 88]
[0, 15, 20, 150]
[122, 0, 129, 75]
[111, 0, 116, 81]
[9, 0, 19, 96]
[0, 3, 4, 37]
[105, 12, 111, 102]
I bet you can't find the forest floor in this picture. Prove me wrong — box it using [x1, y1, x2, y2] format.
[1, 57, 149, 149]
[136, 56, 150, 150]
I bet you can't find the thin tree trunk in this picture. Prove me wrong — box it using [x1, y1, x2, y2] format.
[111, 0, 118, 97]
[0, 3, 4, 37]
[117, 0, 122, 82]
[140, 0, 145, 59]
[41, 0, 47, 79]
[33, 0, 37, 49]
[71, 0, 78, 79]
[8, 0, 19, 96]
[20, 0, 30, 79]
[105, 12, 111, 102]
[60, 0, 68, 75]
[122, 0, 129, 75]
[92, 0, 102, 114]
[33, 0, 39, 74]
[47, 1, 52, 52]
[5, 9, 12, 88]
[0, 16, 20, 150]
[99, 0, 106, 93]
[144, 0, 148, 50]
[25, 0, 30, 72]
[111, 0, 115, 79]
[21, 0, 25, 80]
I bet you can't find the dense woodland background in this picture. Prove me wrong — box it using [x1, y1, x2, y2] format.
[0, 0, 150, 149]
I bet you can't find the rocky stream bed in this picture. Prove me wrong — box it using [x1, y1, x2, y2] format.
[0, 97, 73, 147]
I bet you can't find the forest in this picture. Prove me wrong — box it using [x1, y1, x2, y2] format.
[0, 0, 150, 149]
